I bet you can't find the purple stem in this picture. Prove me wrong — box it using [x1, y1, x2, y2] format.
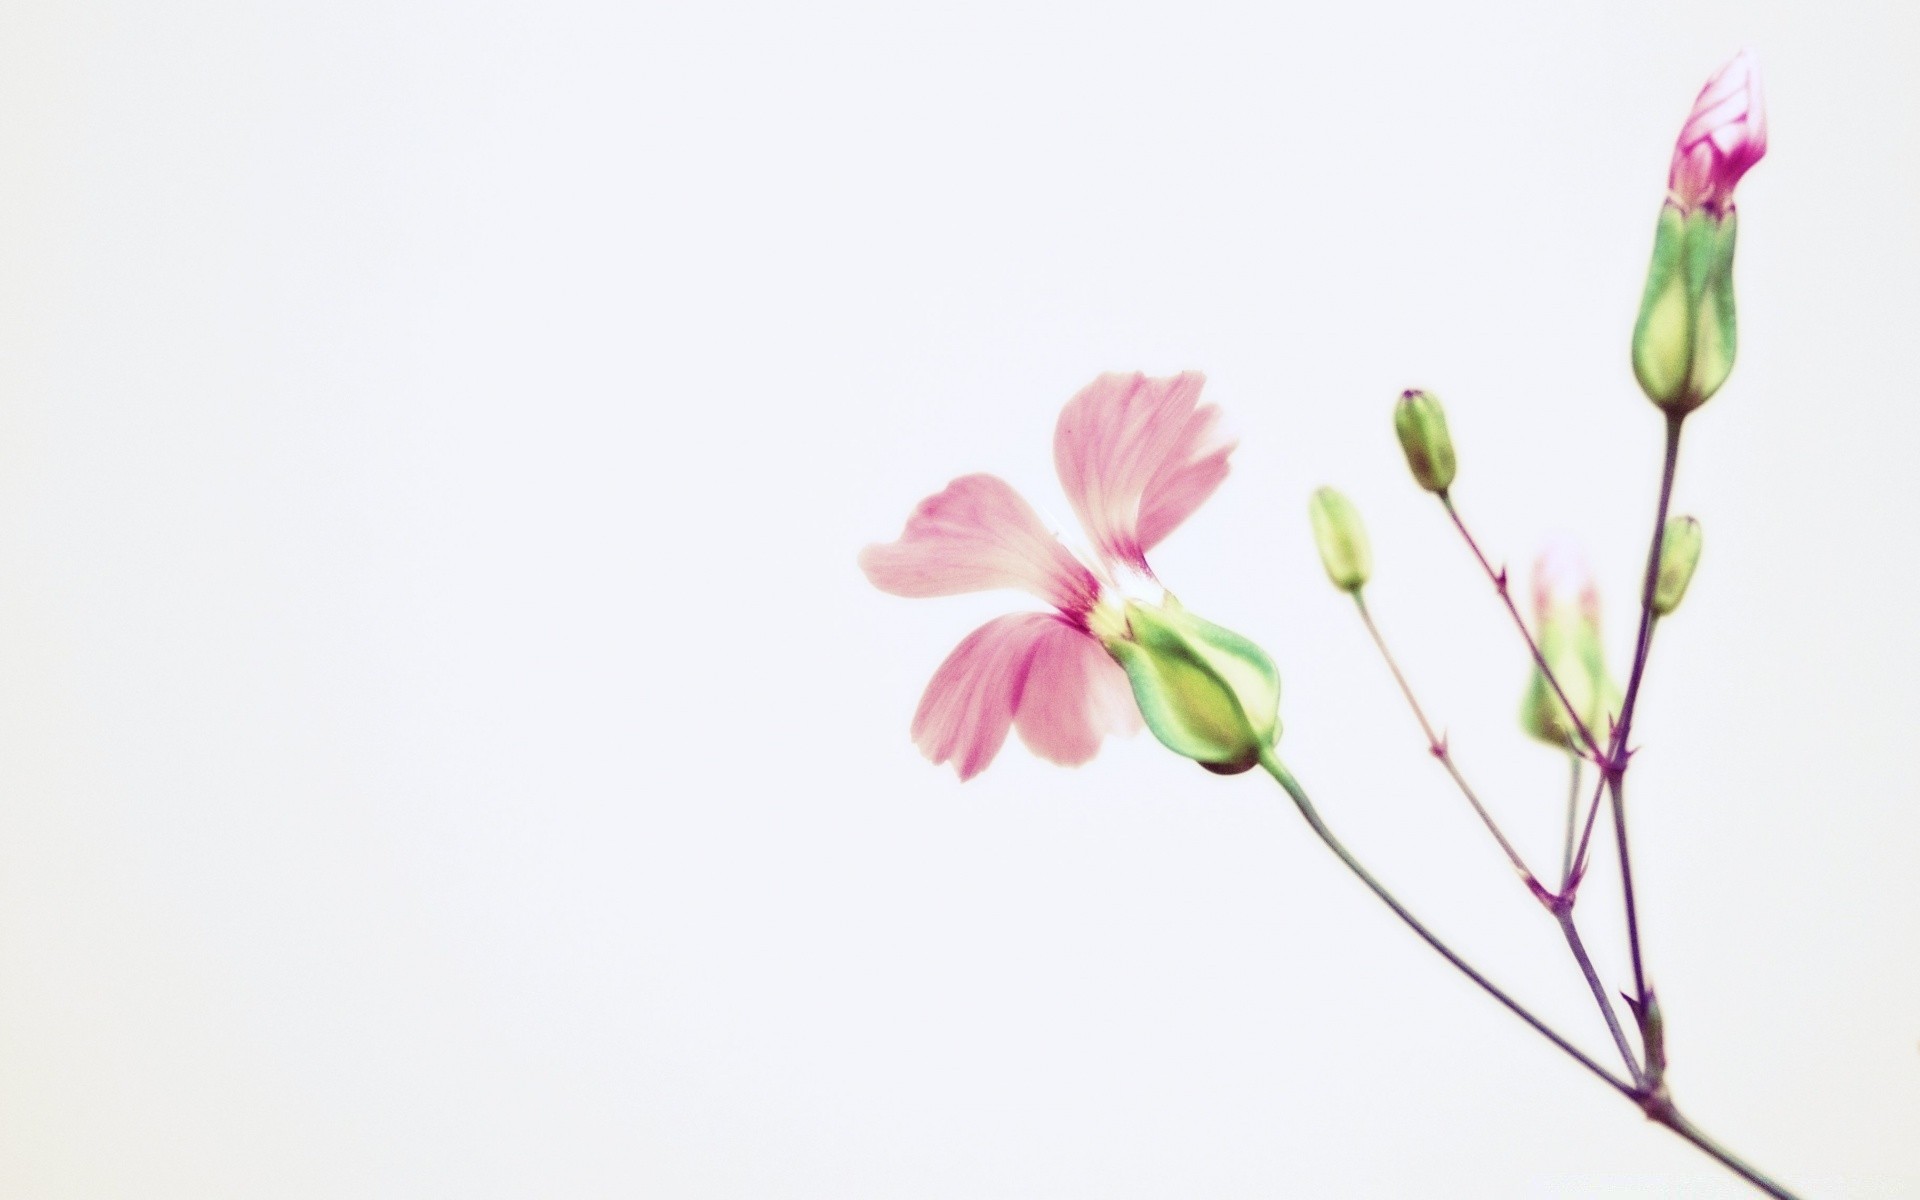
[1606, 413, 1685, 1011]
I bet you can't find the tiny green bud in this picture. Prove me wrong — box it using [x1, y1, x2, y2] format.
[1307, 486, 1371, 593]
[1104, 599, 1281, 775]
[1392, 389, 1456, 493]
[1653, 516, 1702, 616]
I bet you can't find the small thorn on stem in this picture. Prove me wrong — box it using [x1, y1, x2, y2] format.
[1429, 735, 1450, 761]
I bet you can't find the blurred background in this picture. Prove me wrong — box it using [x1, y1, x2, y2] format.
[2, 0, 1916, 1195]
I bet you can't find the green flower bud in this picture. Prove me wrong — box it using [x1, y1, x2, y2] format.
[1653, 516, 1703, 616]
[1632, 204, 1740, 415]
[1103, 599, 1281, 775]
[1307, 486, 1371, 593]
[1392, 389, 1456, 493]
[1518, 545, 1622, 751]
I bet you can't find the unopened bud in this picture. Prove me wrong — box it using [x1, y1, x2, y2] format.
[1393, 389, 1456, 493]
[1103, 599, 1281, 775]
[1519, 543, 1622, 750]
[1653, 516, 1703, 615]
[1308, 487, 1371, 592]
[1634, 53, 1765, 415]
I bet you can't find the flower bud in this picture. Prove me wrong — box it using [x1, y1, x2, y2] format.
[1519, 544, 1622, 750]
[1392, 389, 1456, 493]
[1633, 53, 1765, 416]
[1653, 515, 1702, 616]
[1308, 486, 1371, 592]
[1103, 599, 1281, 775]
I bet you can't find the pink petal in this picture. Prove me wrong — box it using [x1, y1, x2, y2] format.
[1013, 617, 1140, 767]
[910, 613, 1055, 781]
[1668, 50, 1766, 214]
[1532, 539, 1600, 625]
[1053, 372, 1234, 574]
[860, 474, 1102, 616]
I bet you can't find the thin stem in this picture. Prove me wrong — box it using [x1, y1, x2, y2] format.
[1351, 592, 1540, 888]
[1550, 761, 1643, 1078]
[1612, 413, 1685, 759]
[1560, 754, 1581, 889]
[1440, 494, 1606, 763]
[1607, 774, 1646, 1008]
[1651, 1102, 1805, 1200]
[1567, 765, 1611, 887]
[1258, 751, 1634, 1099]
[1553, 909, 1642, 1083]
[1261, 754, 1804, 1197]
[1608, 413, 1685, 1010]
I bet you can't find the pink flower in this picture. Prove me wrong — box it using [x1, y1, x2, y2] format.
[1668, 50, 1767, 216]
[861, 372, 1234, 780]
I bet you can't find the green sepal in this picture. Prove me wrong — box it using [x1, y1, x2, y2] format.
[1632, 204, 1693, 410]
[1641, 989, 1668, 1087]
[1632, 204, 1741, 415]
[1686, 211, 1739, 406]
[1106, 602, 1281, 774]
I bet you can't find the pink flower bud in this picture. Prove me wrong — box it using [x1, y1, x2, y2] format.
[1667, 50, 1767, 215]
[1531, 540, 1599, 627]
[1520, 541, 1619, 751]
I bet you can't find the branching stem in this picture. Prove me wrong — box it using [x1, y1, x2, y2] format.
[1345, 597, 1640, 1079]
[1257, 752, 1634, 1098]
[1259, 754, 1804, 1198]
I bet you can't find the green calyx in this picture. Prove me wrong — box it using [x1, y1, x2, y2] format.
[1392, 389, 1457, 493]
[1308, 486, 1371, 593]
[1632, 204, 1740, 415]
[1103, 599, 1281, 775]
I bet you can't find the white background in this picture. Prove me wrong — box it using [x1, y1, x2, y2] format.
[3, 0, 1917, 1196]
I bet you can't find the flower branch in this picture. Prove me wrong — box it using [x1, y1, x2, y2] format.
[862, 46, 1803, 1200]
[1311, 509, 1644, 1082]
